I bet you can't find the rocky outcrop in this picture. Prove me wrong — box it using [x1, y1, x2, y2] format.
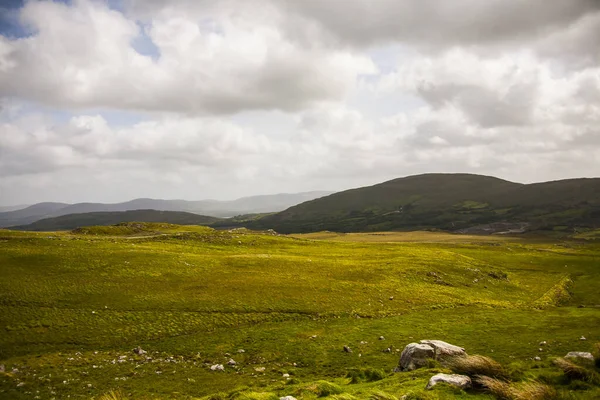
[425, 373, 472, 390]
[397, 343, 435, 371]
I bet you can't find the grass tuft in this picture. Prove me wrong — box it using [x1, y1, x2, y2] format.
[368, 391, 398, 400]
[448, 355, 506, 378]
[99, 390, 126, 400]
[553, 357, 600, 383]
[593, 342, 600, 368]
[300, 380, 343, 397]
[476, 376, 556, 400]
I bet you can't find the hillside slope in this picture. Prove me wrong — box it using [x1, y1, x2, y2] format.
[11, 210, 222, 231]
[253, 173, 600, 233]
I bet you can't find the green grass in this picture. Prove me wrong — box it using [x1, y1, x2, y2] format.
[0, 225, 599, 399]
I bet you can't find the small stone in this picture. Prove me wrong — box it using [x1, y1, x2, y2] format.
[534, 357, 541, 361]
[254, 367, 265, 373]
[133, 347, 147, 355]
[237, 349, 245, 353]
[224, 353, 231, 357]
[360, 341, 367, 345]
[280, 397, 297, 400]
[343, 346, 352, 353]
[379, 336, 385, 340]
[425, 373, 471, 390]
[539, 341, 547, 346]
[580, 336, 587, 341]
[227, 359, 236, 366]
[210, 364, 224, 371]
[282, 373, 290, 378]
[383, 348, 391, 353]
[310, 335, 317, 339]
[389, 296, 394, 300]
[17, 382, 25, 387]
[539, 348, 543, 352]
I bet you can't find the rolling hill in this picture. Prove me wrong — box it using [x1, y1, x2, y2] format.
[0, 191, 333, 228]
[11, 209, 222, 231]
[251, 173, 600, 233]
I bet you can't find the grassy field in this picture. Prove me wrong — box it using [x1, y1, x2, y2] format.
[0, 224, 599, 399]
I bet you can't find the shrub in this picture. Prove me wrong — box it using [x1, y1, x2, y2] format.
[553, 358, 600, 384]
[448, 355, 506, 378]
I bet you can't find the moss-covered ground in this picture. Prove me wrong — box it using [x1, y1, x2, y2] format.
[0, 224, 599, 399]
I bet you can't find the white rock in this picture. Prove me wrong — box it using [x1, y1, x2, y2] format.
[580, 336, 587, 341]
[255, 367, 265, 372]
[420, 340, 467, 359]
[210, 364, 224, 371]
[565, 352, 594, 361]
[282, 373, 290, 378]
[227, 359, 236, 366]
[280, 397, 297, 400]
[397, 343, 435, 371]
[426, 373, 472, 390]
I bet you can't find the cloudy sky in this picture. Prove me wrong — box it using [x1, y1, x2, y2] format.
[1, 0, 599, 205]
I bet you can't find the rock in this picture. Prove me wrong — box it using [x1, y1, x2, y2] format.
[539, 341, 547, 346]
[210, 364, 224, 371]
[282, 373, 290, 378]
[255, 367, 266, 372]
[133, 347, 147, 355]
[383, 348, 392, 353]
[420, 340, 467, 360]
[534, 357, 541, 361]
[426, 373, 472, 390]
[343, 345, 352, 353]
[565, 352, 594, 362]
[379, 336, 385, 340]
[397, 343, 435, 371]
[539, 348, 543, 352]
[389, 296, 394, 300]
[580, 336, 587, 341]
[237, 349, 245, 353]
[17, 382, 25, 387]
[227, 359, 236, 366]
[280, 397, 297, 400]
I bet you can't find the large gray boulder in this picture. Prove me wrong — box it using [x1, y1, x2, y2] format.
[397, 343, 435, 371]
[420, 340, 466, 360]
[565, 352, 594, 362]
[426, 373, 472, 390]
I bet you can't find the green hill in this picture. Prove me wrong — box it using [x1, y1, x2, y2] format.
[10, 209, 222, 231]
[252, 173, 600, 233]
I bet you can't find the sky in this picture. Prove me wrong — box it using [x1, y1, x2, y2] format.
[1, 0, 600, 205]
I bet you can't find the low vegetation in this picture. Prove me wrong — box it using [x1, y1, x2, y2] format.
[0, 223, 599, 399]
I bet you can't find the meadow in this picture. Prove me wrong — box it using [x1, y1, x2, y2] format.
[0, 223, 599, 399]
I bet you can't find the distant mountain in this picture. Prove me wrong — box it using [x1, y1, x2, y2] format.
[250, 173, 600, 233]
[0, 202, 70, 227]
[0, 204, 30, 212]
[0, 191, 333, 228]
[11, 210, 222, 231]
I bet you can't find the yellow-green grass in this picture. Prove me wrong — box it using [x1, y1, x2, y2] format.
[0, 225, 599, 399]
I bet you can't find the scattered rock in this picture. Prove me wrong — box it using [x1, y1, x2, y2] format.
[360, 341, 367, 345]
[282, 373, 290, 378]
[425, 373, 472, 390]
[280, 397, 297, 400]
[210, 364, 224, 371]
[420, 340, 467, 360]
[133, 347, 147, 355]
[254, 367, 266, 373]
[539, 341, 547, 346]
[227, 359, 236, 366]
[379, 336, 385, 340]
[343, 346, 352, 353]
[383, 348, 392, 353]
[389, 296, 394, 300]
[237, 349, 245, 353]
[565, 352, 594, 362]
[396, 343, 435, 371]
[539, 348, 543, 352]
[310, 335, 317, 339]
[534, 357, 541, 361]
[580, 336, 587, 341]
[17, 382, 25, 387]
